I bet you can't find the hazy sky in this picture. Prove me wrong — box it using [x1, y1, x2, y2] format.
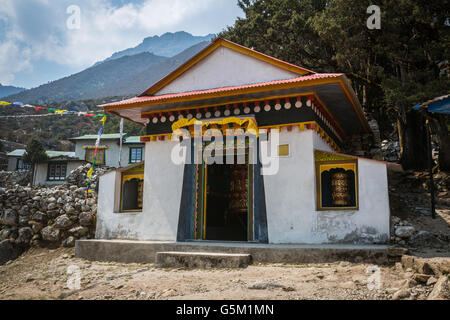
[0, 0, 244, 89]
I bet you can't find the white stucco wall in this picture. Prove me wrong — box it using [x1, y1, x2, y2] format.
[95, 128, 390, 244]
[96, 140, 185, 241]
[7, 157, 19, 171]
[263, 128, 390, 244]
[33, 161, 85, 186]
[156, 46, 299, 96]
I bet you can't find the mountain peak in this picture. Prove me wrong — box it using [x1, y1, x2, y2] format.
[102, 31, 215, 64]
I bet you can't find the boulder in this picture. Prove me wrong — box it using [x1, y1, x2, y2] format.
[54, 215, 73, 229]
[427, 276, 450, 300]
[392, 288, 410, 300]
[41, 226, 60, 242]
[17, 227, 33, 244]
[68, 226, 89, 237]
[412, 274, 431, 284]
[395, 226, 415, 239]
[62, 236, 76, 248]
[0, 239, 22, 265]
[79, 212, 94, 226]
[30, 222, 44, 233]
[0, 209, 18, 226]
[31, 211, 46, 222]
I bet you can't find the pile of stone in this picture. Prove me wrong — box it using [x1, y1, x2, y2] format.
[0, 170, 31, 188]
[391, 216, 449, 248]
[0, 184, 97, 249]
[65, 163, 113, 191]
[391, 255, 450, 300]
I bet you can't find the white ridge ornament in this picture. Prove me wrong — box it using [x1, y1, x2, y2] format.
[295, 100, 302, 108]
[205, 112, 211, 118]
[264, 104, 271, 112]
[169, 115, 175, 122]
[196, 112, 202, 119]
[224, 109, 231, 116]
[244, 106, 251, 114]
[187, 113, 193, 120]
[215, 110, 221, 117]
[234, 108, 240, 115]
[152, 117, 158, 124]
[160, 116, 166, 123]
[284, 101, 291, 109]
[178, 114, 184, 120]
[254, 104, 261, 113]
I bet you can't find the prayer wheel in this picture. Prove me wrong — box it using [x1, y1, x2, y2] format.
[331, 172, 350, 206]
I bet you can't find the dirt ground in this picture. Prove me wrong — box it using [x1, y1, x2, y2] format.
[0, 246, 445, 300]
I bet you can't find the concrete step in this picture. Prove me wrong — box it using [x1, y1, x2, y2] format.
[156, 251, 252, 269]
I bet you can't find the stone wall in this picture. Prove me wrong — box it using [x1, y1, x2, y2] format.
[0, 164, 113, 256]
[0, 184, 97, 249]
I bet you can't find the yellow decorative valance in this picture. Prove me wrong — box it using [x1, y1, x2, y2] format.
[83, 146, 108, 150]
[172, 117, 259, 137]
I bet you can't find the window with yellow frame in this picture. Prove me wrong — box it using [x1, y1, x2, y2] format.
[315, 151, 358, 211]
[85, 148, 105, 165]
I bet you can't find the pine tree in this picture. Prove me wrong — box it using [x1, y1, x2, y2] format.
[23, 139, 49, 186]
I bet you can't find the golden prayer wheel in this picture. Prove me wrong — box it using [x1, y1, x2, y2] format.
[331, 172, 350, 206]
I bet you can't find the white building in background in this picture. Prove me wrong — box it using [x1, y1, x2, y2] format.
[69, 134, 145, 168]
[6, 149, 85, 186]
[6, 134, 145, 186]
[94, 39, 400, 244]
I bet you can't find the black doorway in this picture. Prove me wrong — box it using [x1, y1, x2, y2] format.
[205, 163, 249, 241]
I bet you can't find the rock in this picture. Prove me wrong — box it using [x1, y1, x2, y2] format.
[0, 209, 18, 226]
[427, 276, 450, 300]
[247, 282, 284, 290]
[392, 288, 410, 300]
[0, 239, 22, 265]
[79, 212, 94, 226]
[68, 226, 89, 237]
[427, 277, 438, 286]
[30, 211, 46, 222]
[30, 222, 44, 233]
[64, 204, 76, 215]
[47, 197, 57, 203]
[395, 226, 415, 238]
[404, 279, 418, 288]
[17, 227, 33, 244]
[54, 215, 73, 229]
[62, 236, 75, 248]
[412, 274, 431, 284]
[41, 226, 60, 242]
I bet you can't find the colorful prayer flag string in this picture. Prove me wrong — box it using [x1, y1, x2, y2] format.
[85, 115, 107, 196]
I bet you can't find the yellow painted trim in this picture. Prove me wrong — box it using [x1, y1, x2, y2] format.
[140, 38, 312, 96]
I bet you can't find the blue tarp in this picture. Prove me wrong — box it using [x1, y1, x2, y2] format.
[413, 95, 450, 114]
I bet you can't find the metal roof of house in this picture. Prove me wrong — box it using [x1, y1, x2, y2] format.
[123, 136, 142, 143]
[69, 134, 144, 144]
[7, 149, 26, 157]
[7, 149, 77, 159]
[69, 133, 126, 140]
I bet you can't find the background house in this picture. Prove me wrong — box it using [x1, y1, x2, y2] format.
[6, 149, 85, 185]
[70, 134, 145, 168]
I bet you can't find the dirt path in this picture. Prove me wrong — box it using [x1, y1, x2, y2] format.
[0, 247, 443, 300]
